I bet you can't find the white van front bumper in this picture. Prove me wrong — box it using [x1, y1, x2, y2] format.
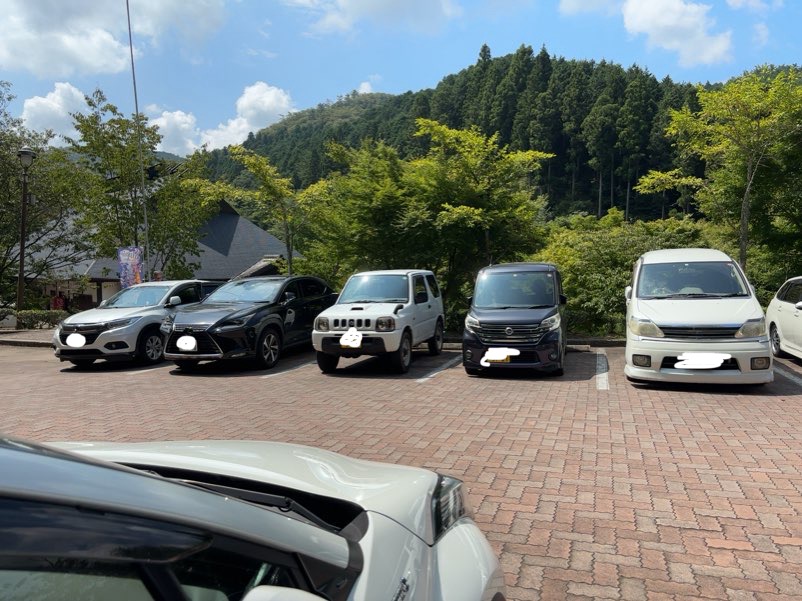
[624, 336, 773, 384]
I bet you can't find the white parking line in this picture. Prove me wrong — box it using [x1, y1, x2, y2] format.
[128, 366, 165, 376]
[775, 363, 802, 388]
[596, 349, 609, 390]
[416, 355, 463, 383]
[260, 361, 316, 379]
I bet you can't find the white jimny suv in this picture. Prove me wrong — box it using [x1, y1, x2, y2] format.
[312, 269, 445, 374]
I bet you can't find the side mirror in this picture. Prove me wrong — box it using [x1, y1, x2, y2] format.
[467, 295, 473, 306]
[98, 299, 108, 307]
[283, 291, 297, 304]
[242, 586, 322, 601]
[625, 286, 632, 302]
[795, 301, 802, 311]
[167, 295, 182, 307]
[559, 294, 567, 305]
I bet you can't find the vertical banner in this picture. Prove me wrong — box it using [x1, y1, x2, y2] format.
[117, 246, 143, 289]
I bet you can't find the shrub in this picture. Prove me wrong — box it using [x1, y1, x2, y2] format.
[15, 310, 69, 329]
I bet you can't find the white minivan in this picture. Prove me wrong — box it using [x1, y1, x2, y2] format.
[624, 248, 773, 385]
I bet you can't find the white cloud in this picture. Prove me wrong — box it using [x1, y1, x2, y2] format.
[0, 0, 226, 77]
[20, 83, 86, 142]
[622, 0, 732, 67]
[283, 0, 463, 34]
[200, 82, 295, 151]
[357, 81, 373, 93]
[753, 22, 769, 46]
[152, 110, 201, 156]
[558, 0, 620, 15]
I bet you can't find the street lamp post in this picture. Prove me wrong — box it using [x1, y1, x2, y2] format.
[16, 146, 37, 312]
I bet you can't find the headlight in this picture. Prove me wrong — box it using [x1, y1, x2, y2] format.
[541, 313, 561, 331]
[432, 475, 473, 542]
[104, 317, 142, 331]
[628, 316, 664, 338]
[212, 318, 247, 333]
[464, 314, 480, 334]
[735, 317, 766, 338]
[376, 316, 395, 332]
[315, 316, 330, 332]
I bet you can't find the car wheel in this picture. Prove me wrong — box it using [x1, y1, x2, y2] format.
[69, 359, 96, 368]
[137, 327, 164, 364]
[770, 324, 787, 358]
[389, 331, 412, 374]
[427, 319, 444, 355]
[465, 367, 481, 376]
[256, 327, 282, 369]
[175, 360, 199, 371]
[316, 351, 339, 374]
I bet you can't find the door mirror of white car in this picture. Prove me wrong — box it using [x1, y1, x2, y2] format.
[167, 295, 182, 307]
[559, 293, 567, 305]
[795, 301, 802, 311]
[625, 285, 632, 302]
[242, 586, 322, 601]
[99, 299, 107, 307]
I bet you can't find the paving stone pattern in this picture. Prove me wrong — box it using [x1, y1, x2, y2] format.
[3, 345, 802, 600]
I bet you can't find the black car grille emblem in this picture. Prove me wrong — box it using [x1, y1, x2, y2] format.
[505, 327, 514, 336]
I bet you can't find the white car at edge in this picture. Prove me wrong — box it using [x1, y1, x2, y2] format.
[312, 269, 445, 374]
[1, 436, 507, 601]
[766, 275, 802, 360]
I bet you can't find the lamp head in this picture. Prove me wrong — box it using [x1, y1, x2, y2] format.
[17, 146, 37, 169]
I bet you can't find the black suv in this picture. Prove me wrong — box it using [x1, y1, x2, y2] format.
[462, 263, 567, 376]
[161, 275, 337, 370]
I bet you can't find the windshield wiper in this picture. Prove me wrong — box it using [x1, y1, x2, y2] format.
[177, 479, 340, 532]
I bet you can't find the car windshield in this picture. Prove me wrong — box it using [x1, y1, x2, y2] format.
[473, 271, 556, 309]
[104, 286, 171, 308]
[637, 261, 750, 299]
[338, 274, 409, 303]
[204, 280, 283, 303]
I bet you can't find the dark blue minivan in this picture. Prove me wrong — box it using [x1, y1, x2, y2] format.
[462, 262, 567, 376]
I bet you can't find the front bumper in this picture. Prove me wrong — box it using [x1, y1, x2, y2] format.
[461, 329, 563, 372]
[163, 327, 255, 361]
[312, 330, 400, 356]
[52, 325, 140, 362]
[624, 336, 773, 384]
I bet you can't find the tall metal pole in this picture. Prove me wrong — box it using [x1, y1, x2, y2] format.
[16, 167, 29, 311]
[126, 0, 150, 281]
[16, 147, 36, 311]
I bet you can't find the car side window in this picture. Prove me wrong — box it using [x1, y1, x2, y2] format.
[299, 279, 325, 298]
[425, 274, 441, 298]
[177, 284, 200, 304]
[413, 275, 428, 304]
[785, 283, 802, 305]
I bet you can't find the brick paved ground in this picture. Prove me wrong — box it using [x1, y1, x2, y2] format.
[3, 344, 802, 600]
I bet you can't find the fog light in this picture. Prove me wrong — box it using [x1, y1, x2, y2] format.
[549, 352, 558, 360]
[632, 354, 651, 367]
[751, 357, 770, 370]
[464, 349, 473, 360]
[104, 341, 129, 350]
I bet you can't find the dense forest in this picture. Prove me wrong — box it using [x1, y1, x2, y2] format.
[206, 44, 702, 221]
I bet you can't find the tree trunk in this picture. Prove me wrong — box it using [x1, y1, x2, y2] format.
[597, 171, 603, 218]
[738, 160, 756, 269]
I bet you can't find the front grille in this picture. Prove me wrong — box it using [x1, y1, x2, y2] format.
[474, 324, 550, 345]
[331, 318, 372, 331]
[661, 356, 741, 370]
[166, 330, 221, 355]
[60, 324, 104, 345]
[660, 326, 740, 339]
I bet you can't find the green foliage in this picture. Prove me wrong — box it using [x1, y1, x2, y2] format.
[536, 210, 708, 335]
[15, 309, 68, 329]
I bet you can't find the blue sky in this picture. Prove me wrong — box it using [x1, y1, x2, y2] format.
[1, 0, 797, 156]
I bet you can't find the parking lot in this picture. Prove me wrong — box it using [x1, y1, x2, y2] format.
[4, 342, 802, 600]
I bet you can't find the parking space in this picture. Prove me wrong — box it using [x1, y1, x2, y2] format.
[4, 345, 802, 600]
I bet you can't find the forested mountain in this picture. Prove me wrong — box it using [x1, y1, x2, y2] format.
[206, 44, 708, 220]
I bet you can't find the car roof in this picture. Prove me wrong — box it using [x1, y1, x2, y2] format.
[350, 269, 432, 277]
[479, 262, 558, 274]
[128, 280, 205, 287]
[641, 248, 733, 264]
[0, 436, 351, 568]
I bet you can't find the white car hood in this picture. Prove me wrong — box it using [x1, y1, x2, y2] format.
[53, 440, 438, 541]
[63, 306, 156, 325]
[320, 302, 407, 319]
[634, 297, 763, 326]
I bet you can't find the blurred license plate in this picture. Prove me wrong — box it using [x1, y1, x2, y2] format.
[487, 356, 510, 363]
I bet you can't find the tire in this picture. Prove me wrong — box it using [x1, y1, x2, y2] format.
[465, 367, 481, 376]
[137, 327, 164, 365]
[316, 351, 339, 374]
[389, 331, 412, 374]
[175, 360, 199, 371]
[427, 320, 444, 356]
[770, 324, 787, 358]
[255, 327, 282, 369]
[69, 359, 96, 368]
